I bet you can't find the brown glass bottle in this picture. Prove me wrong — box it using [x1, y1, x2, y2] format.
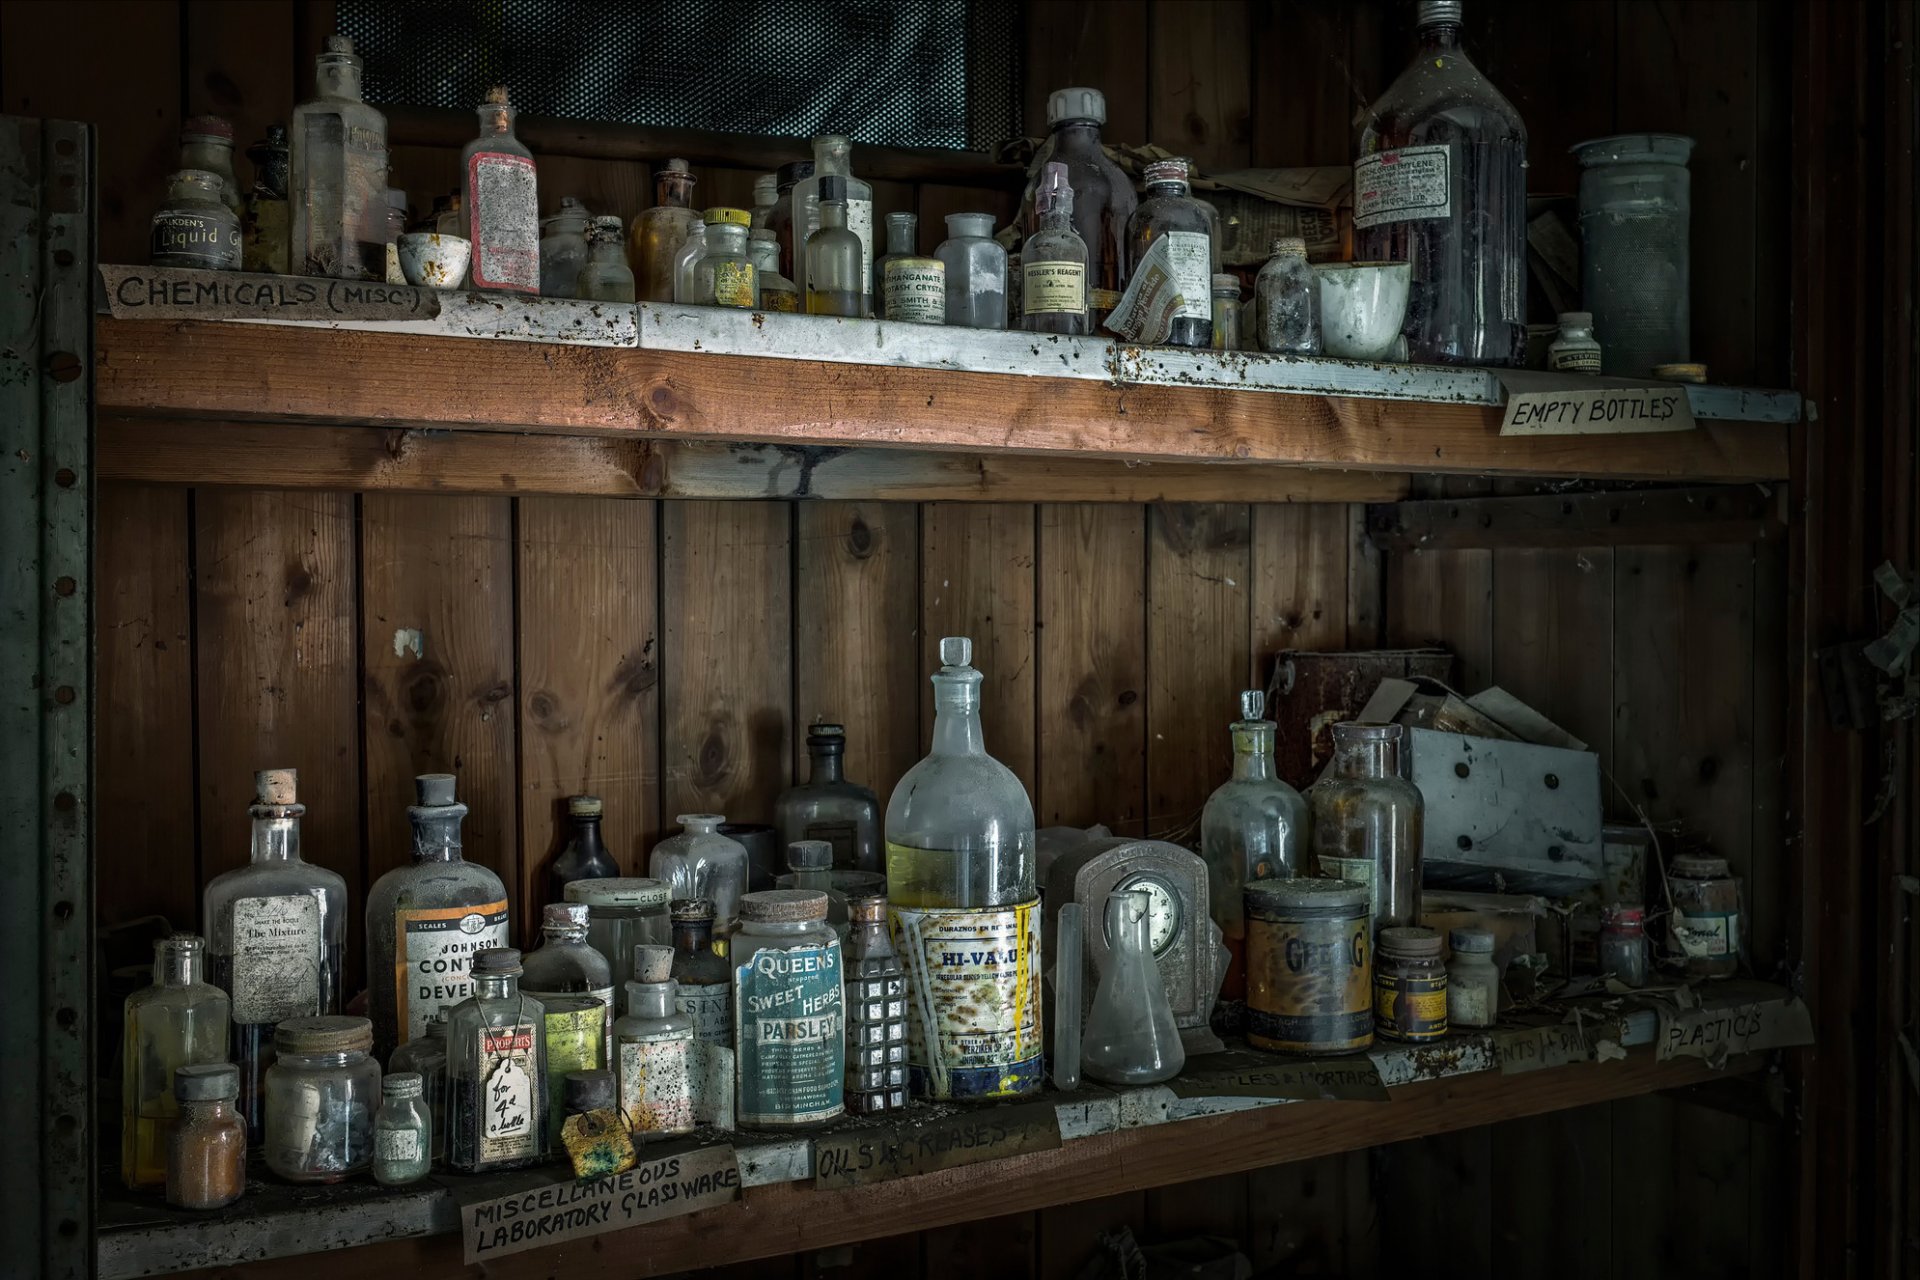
[629, 159, 700, 303]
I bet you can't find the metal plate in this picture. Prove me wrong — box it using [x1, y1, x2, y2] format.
[1408, 728, 1604, 895]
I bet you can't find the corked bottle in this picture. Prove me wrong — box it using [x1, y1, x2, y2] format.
[166, 1064, 246, 1210]
[612, 945, 695, 1139]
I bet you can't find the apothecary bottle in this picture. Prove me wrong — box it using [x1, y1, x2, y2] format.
[179, 116, 242, 214]
[782, 839, 850, 938]
[1021, 161, 1090, 335]
[565, 876, 672, 1007]
[152, 170, 242, 271]
[875, 211, 919, 319]
[242, 124, 290, 274]
[203, 767, 347, 1144]
[1668, 854, 1741, 978]
[613, 948, 695, 1139]
[885, 637, 1043, 1101]
[1355, 0, 1528, 366]
[290, 34, 387, 280]
[696, 207, 756, 308]
[935, 212, 1008, 330]
[1020, 87, 1137, 322]
[579, 215, 636, 302]
[1309, 722, 1423, 937]
[372, 1071, 431, 1185]
[539, 196, 591, 298]
[842, 893, 909, 1114]
[1082, 890, 1185, 1085]
[806, 194, 866, 317]
[1121, 158, 1214, 347]
[1548, 311, 1602, 372]
[463, 85, 539, 294]
[387, 1013, 448, 1159]
[630, 158, 699, 303]
[1599, 904, 1649, 987]
[123, 935, 229, 1190]
[365, 774, 510, 1062]
[1255, 236, 1322, 354]
[1199, 691, 1310, 1020]
[750, 172, 779, 227]
[793, 135, 873, 308]
[732, 890, 845, 1127]
[776, 723, 881, 873]
[263, 1014, 379, 1183]
[650, 814, 750, 935]
[446, 948, 547, 1172]
[1211, 274, 1243, 351]
[1374, 926, 1448, 1042]
[521, 902, 616, 1046]
[167, 1064, 246, 1210]
[672, 218, 709, 304]
[669, 898, 731, 1043]
[750, 228, 800, 311]
[549, 794, 618, 906]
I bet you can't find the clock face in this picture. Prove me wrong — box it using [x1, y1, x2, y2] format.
[1112, 872, 1182, 957]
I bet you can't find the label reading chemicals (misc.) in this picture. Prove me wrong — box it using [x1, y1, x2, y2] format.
[151, 213, 241, 270]
[889, 890, 1043, 1101]
[377, 1127, 421, 1163]
[231, 894, 322, 1023]
[1374, 968, 1449, 1042]
[477, 1022, 540, 1165]
[1674, 911, 1739, 959]
[713, 261, 757, 308]
[617, 1033, 695, 1134]
[1353, 144, 1452, 229]
[1022, 260, 1087, 316]
[675, 981, 731, 1044]
[395, 900, 509, 1043]
[883, 261, 945, 323]
[468, 152, 539, 292]
[734, 941, 844, 1125]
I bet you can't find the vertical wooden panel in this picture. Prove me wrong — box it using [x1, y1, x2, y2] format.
[516, 497, 658, 912]
[1473, 0, 1617, 196]
[1147, 0, 1252, 168]
[1251, 503, 1352, 671]
[1251, 2, 1355, 167]
[1489, 1105, 1614, 1279]
[795, 502, 920, 806]
[661, 501, 792, 830]
[1037, 1191, 1148, 1280]
[921, 503, 1037, 799]
[1147, 503, 1250, 837]
[800, 1232, 922, 1280]
[182, 0, 297, 163]
[1385, 548, 1494, 690]
[1024, 0, 1151, 142]
[1247, 1154, 1369, 1275]
[1145, 1170, 1249, 1243]
[1488, 546, 1616, 770]
[1037, 505, 1147, 832]
[360, 495, 517, 888]
[1376, 1128, 1494, 1278]
[922, 1210, 1036, 1280]
[1609, 1095, 1752, 1280]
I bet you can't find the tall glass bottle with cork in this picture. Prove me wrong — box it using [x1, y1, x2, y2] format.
[629, 159, 700, 303]
[1020, 88, 1137, 323]
[203, 768, 347, 1144]
[290, 34, 387, 279]
[463, 85, 539, 294]
[885, 637, 1042, 1101]
[792, 135, 873, 311]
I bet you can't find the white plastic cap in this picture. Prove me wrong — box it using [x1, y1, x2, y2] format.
[1048, 87, 1107, 127]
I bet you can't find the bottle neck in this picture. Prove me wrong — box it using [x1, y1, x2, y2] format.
[1107, 901, 1149, 953]
[709, 224, 748, 254]
[1040, 200, 1076, 234]
[1147, 179, 1191, 199]
[790, 867, 831, 891]
[948, 215, 994, 240]
[589, 238, 624, 263]
[474, 974, 519, 1002]
[410, 815, 464, 864]
[814, 147, 850, 177]
[1231, 723, 1276, 780]
[178, 1098, 234, 1121]
[568, 816, 606, 860]
[477, 106, 515, 139]
[809, 747, 845, 783]
[542, 923, 588, 947]
[627, 982, 674, 1019]
[1417, 21, 1463, 53]
[250, 813, 302, 864]
[1334, 739, 1399, 779]
[885, 218, 916, 255]
[673, 920, 714, 954]
[930, 677, 986, 756]
[1051, 119, 1102, 157]
[658, 173, 694, 210]
[156, 947, 202, 986]
[820, 207, 848, 231]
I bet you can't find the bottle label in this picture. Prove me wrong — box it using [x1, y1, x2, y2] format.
[760, 288, 800, 313]
[675, 980, 731, 1044]
[1244, 909, 1371, 1052]
[1090, 287, 1122, 314]
[616, 1032, 695, 1134]
[1023, 260, 1087, 316]
[1550, 347, 1603, 373]
[475, 1021, 540, 1165]
[803, 820, 860, 870]
[800, 192, 875, 291]
[1105, 231, 1212, 343]
[714, 260, 757, 308]
[733, 940, 845, 1125]
[525, 984, 615, 1048]
[230, 893, 322, 1023]
[1374, 968, 1449, 1041]
[376, 1127, 421, 1163]
[467, 151, 540, 292]
[1353, 144, 1452, 229]
[541, 1001, 607, 1122]
[1317, 855, 1373, 886]
[889, 897, 1044, 1101]
[1448, 981, 1492, 1028]
[883, 260, 946, 323]
[394, 899, 510, 1044]
[152, 212, 241, 269]
[1674, 911, 1739, 959]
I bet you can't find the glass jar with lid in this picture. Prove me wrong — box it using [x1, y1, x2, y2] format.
[1445, 927, 1499, 1028]
[732, 889, 845, 1129]
[166, 1064, 246, 1210]
[152, 170, 242, 271]
[1120, 157, 1215, 347]
[1599, 903, 1649, 987]
[372, 1071, 431, 1185]
[1374, 925, 1448, 1042]
[935, 212, 1008, 329]
[539, 196, 592, 298]
[564, 876, 671, 1009]
[695, 207, 756, 308]
[580, 215, 637, 302]
[1309, 721, 1424, 938]
[1668, 854, 1740, 978]
[263, 1015, 379, 1183]
[669, 898, 731, 1045]
[1255, 236, 1322, 354]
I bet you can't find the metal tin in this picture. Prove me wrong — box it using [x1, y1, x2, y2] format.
[1244, 878, 1372, 1053]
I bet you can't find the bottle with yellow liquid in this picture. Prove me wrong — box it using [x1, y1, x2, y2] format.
[122, 934, 229, 1189]
[884, 636, 1041, 1101]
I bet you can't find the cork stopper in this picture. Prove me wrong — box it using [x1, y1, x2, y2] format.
[254, 768, 299, 806]
[807, 723, 846, 751]
[1238, 690, 1266, 721]
[633, 945, 675, 983]
[543, 902, 589, 930]
[1271, 236, 1307, 258]
[565, 1069, 617, 1113]
[568, 795, 602, 818]
[848, 893, 888, 924]
[276, 1015, 373, 1055]
[786, 840, 833, 872]
[740, 888, 828, 924]
[940, 636, 972, 667]
[415, 773, 459, 806]
[485, 84, 511, 107]
[670, 897, 716, 924]
[1143, 157, 1192, 185]
[323, 34, 355, 55]
[473, 947, 523, 977]
[174, 1063, 239, 1102]
[383, 1071, 424, 1099]
[663, 158, 691, 175]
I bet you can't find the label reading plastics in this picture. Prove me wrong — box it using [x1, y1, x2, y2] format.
[230, 894, 322, 1023]
[395, 900, 509, 1043]
[733, 941, 844, 1126]
[1353, 144, 1451, 229]
[889, 895, 1043, 1100]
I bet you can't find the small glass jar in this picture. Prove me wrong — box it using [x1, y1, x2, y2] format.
[580, 215, 637, 302]
[1445, 928, 1499, 1029]
[732, 890, 845, 1129]
[179, 115, 242, 214]
[1374, 926, 1448, 1043]
[565, 876, 672, 1009]
[372, 1071, 431, 1186]
[1254, 236, 1322, 354]
[672, 220, 709, 304]
[649, 815, 750, 935]
[749, 228, 800, 312]
[152, 169, 242, 271]
[1549, 311, 1603, 373]
[263, 1015, 379, 1183]
[539, 196, 592, 298]
[1598, 904, 1649, 988]
[934, 212, 1008, 330]
[1210, 274, 1243, 351]
[696, 207, 756, 308]
[387, 1013, 448, 1159]
[167, 1064, 246, 1210]
[874, 211, 920, 319]
[1668, 855, 1741, 978]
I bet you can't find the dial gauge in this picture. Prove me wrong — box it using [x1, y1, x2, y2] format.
[1111, 872, 1181, 956]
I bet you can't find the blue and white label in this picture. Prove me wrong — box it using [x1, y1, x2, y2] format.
[733, 941, 844, 1126]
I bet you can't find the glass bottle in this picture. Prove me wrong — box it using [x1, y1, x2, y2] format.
[1255, 236, 1322, 354]
[842, 893, 909, 1114]
[732, 890, 845, 1128]
[262, 1015, 379, 1182]
[387, 1013, 448, 1160]
[1309, 722, 1424, 937]
[1211, 274, 1243, 351]
[749, 172, 779, 228]
[1081, 890, 1185, 1085]
[539, 196, 591, 298]
[365, 774, 511, 1062]
[166, 1064, 246, 1210]
[520, 902, 615, 1046]
[776, 723, 882, 873]
[1445, 927, 1499, 1028]
[1599, 904, 1649, 987]
[1355, 0, 1528, 366]
[1374, 926, 1448, 1042]
[463, 85, 539, 294]
[122, 935, 229, 1189]
[875, 211, 919, 319]
[565, 876, 672, 1006]
[750, 228, 800, 311]
[539, 995, 606, 1151]
[883, 254, 946, 326]
[580, 215, 636, 302]
[372, 1071, 432, 1186]
[1199, 690, 1310, 1020]
[672, 218, 709, 304]
[935, 212, 1008, 330]
[204, 767, 347, 1145]
[151, 170, 242, 271]
[630, 158, 700, 304]
[1548, 310, 1602, 373]
[549, 794, 618, 906]
[885, 637, 1042, 1101]
[290, 34, 387, 280]
[669, 898, 731, 1044]
[1020, 87, 1137, 323]
[782, 839, 849, 938]
[446, 948, 547, 1172]
[696, 207, 756, 308]
[792, 135, 873, 309]
[806, 194, 866, 317]
[1119, 157, 1215, 348]
[1668, 854, 1741, 979]
[612, 947, 696, 1139]
[649, 814, 750, 934]
[1021, 161, 1090, 335]
[242, 124, 290, 275]
[766, 160, 813, 280]
[179, 116, 242, 215]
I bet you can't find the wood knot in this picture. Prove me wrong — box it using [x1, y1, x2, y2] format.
[528, 689, 565, 730]
[283, 562, 312, 605]
[846, 516, 875, 559]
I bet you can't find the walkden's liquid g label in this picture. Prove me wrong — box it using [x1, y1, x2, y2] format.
[889, 897, 1043, 1100]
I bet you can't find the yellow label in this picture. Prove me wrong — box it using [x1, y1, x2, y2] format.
[1022, 260, 1087, 315]
[714, 261, 756, 308]
[1090, 287, 1122, 312]
[889, 897, 1043, 1101]
[760, 288, 799, 312]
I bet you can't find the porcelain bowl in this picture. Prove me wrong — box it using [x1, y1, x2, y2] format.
[1315, 261, 1413, 360]
[396, 232, 471, 289]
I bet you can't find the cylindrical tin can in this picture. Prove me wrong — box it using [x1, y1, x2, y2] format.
[541, 995, 606, 1145]
[1244, 877, 1373, 1054]
[1573, 133, 1693, 378]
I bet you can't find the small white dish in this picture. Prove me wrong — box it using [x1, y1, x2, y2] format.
[1315, 261, 1412, 361]
[397, 232, 472, 289]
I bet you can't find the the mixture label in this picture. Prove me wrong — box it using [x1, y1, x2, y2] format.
[231, 893, 322, 1023]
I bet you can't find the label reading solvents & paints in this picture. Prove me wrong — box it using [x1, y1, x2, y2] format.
[1022, 260, 1087, 316]
[734, 942, 845, 1126]
[231, 894, 322, 1023]
[467, 151, 539, 292]
[394, 900, 509, 1042]
[889, 892, 1043, 1100]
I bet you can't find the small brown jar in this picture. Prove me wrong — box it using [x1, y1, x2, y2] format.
[1668, 854, 1740, 978]
[167, 1063, 246, 1210]
[1374, 926, 1448, 1042]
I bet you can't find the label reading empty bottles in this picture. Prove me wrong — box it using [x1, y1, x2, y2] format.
[883, 261, 945, 323]
[1499, 381, 1697, 436]
[617, 1033, 694, 1135]
[713, 261, 757, 308]
[733, 942, 844, 1125]
[813, 1101, 1062, 1189]
[889, 892, 1044, 1100]
[1022, 260, 1087, 316]
[468, 151, 539, 292]
[1353, 144, 1451, 229]
[477, 1022, 540, 1166]
[395, 900, 509, 1043]
[462, 1145, 741, 1263]
[230, 894, 322, 1023]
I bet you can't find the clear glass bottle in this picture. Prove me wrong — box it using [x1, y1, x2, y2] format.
[122, 935, 230, 1189]
[386, 1013, 448, 1160]
[242, 124, 290, 275]
[672, 218, 708, 304]
[776, 723, 882, 873]
[372, 1071, 431, 1186]
[1020, 87, 1138, 323]
[1021, 161, 1091, 335]
[520, 902, 615, 1047]
[883, 254, 946, 325]
[446, 948, 547, 1171]
[749, 172, 779, 228]
[365, 774, 511, 1062]
[262, 1015, 379, 1182]
[875, 211, 919, 319]
[1082, 890, 1185, 1085]
[885, 637, 1042, 1101]
[565, 876, 673, 1008]
[290, 34, 387, 280]
[1356, 0, 1528, 366]
[1445, 927, 1499, 1028]
[1211, 274, 1243, 351]
[630, 158, 700, 304]
[580, 215, 636, 302]
[152, 169, 242, 271]
[766, 160, 812, 281]
[668, 898, 731, 1044]
[539, 196, 591, 298]
[935, 212, 1008, 330]
[696, 207, 756, 308]
[180, 116, 242, 214]
[463, 85, 539, 294]
[750, 228, 800, 311]
[539, 995, 606, 1150]
[649, 815, 750, 934]
[1255, 236, 1322, 354]
[793, 135, 873, 310]
[781, 839, 849, 938]
[549, 794, 619, 907]
[842, 893, 909, 1114]
[612, 947, 696, 1139]
[204, 767, 347, 1145]
[166, 1064, 246, 1210]
[1548, 310, 1602, 373]
[1117, 157, 1215, 348]
[806, 193, 866, 317]
[1199, 691, 1310, 1020]
[732, 890, 845, 1128]
[1599, 903, 1649, 987]
[1309, 722, 1423, 937]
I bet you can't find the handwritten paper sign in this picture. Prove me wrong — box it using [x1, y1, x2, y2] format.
[1497, 377, 1696, 437]
[460, 1143, 739, 1263]
[1496, 1022, 1592, 1075]
[1656, 997, 1814, 1065]
[100, 264, 438, 322]
[813, 1103, 1062, 1190]
[1164, 1053, 1388, 1102]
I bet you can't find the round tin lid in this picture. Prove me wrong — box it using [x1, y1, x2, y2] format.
[1245, 876, 1369, 911]
[568, 795, 603, 817]
[1378, 925, 1443, 958]
[740, 888, 828, 924]
[275, 1014, 373, 1055]
[1450, 927, 1496, 954]
[383, 1071, 424, 1098]
[472, 947, 522, 976]
[565, 876, 670, 908]
[1669, 854, 1732, 880]
[174, 1062, 239, 1102]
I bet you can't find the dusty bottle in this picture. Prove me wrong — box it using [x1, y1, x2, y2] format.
[1446, 927, 1499, 1028]
[842, 893, 909, 1114]
[152, 170, 242, 271]
[179, 116, 242, 215]
[793, 135, 873, 309]
[749, 172, 779, 228]
[242, 124, 290, 274]
[1254, 236, 1322, 354]
[203, 768, 347, 1144]
[364, 774, 511, 1062]
[1548, 310, 1602, 372]
[885, 637, 1043, 1101]
[1355, 0, 1528, 366]
[166, 1064, 246, 1210]
[613, 946, 696, 1139]
[766, 160, 812, 281]
[776, 723, 881, 873]
[1117, 158, 1215, 347]
[1020, 87, 1137, 322]
[446, 948, 547, 1171]
[1021, 161, 1090, 335]
[290, 34, 387, 279]
[123, 935, 230, 1189]
[1599, 904, 1649, 987]
[649, 814, 750, 933]
[1211, 274, 1244, 351]
[580, 215, 636, 302]
[1309, 722, 1423, 937]
[630, 158, 700, 303]
[262, 1015, 379, 1182]
[386, 1014, 448, 1160]
[463, 85, 539, 294]
[935, 212, 1008, 330]
[875, 211, 919, 319]
[668, 898, 731, 1044]
[520, 902, 616, 1048]
[783, 839, 850, 938]
[732, 890, 845, 1127]
[1668, 854, 1741, 979]
[696, 207, 756, 307]
[672, 218, 709, 304]
[549, 794, 619, 906]
[539, 196, 591, 298]
[806, 192, 866, 317]
[750, 228, 800, 311]
[372, 1072, 432, 1186]
[1082, 890, 1185, 1085]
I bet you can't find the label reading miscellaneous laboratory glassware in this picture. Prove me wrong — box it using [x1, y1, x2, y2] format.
[734, 943, 844, 1125]
[231, 895, 322, 1022]
[476, 1021, 539, 1165]
[395, 900, 509, 1042]
[889, 895, 1044, 1101]
[1352, 145, 1452, 229]
[675, 982, 730, 1044]
[467, 153, 539, 291]
[1023, 261, 1087, 316]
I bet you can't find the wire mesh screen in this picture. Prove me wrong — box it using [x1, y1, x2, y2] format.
[338, 0, 1022, 151]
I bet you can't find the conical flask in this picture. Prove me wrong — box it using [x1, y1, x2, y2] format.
[1082, 889, 1185, 1085]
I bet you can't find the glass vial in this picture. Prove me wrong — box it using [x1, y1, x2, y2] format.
[387, 1013, 448, 1160]
[580, 215, 636, 302]
[672, 219, 709, 304]
[749, 172, 779, 228]
[463, 85, 538, 293]
[1082, 890, 1186, 1085]
[649, 815, 750, 935]
[1445, 927, 1499, 1028]
[750, 228, 800, 311]
[1255, 236, 1322, 354]
[167, 1064, 246, 1210]
[539, 196, 591, 298]
[1211, 274, 1243, 351]
[520, 902, 616, 1047]
[123, 935, 230, 1189]
[613, 946, 696, 1139]
[446, 948, 547, 1172]
[806, 192, 866, 317]
[1022, 161, 1091, 335]
[290, 34, 387, 280]
[935, 212, 1008, 330]
[373, 1071, 432, 1185]
[1548, 310, 1603, 372]
[242, 124, 290, 275]
[1118, 157, 1214, 347]
[152, 169, 242, 271]
[696, 207, 756, 308]
[793, 135, 873, 310]
[669, 898, 731, 1044]
[732, 890, 846, 1128]
[875, 211, 919, 319]
[549, 794, 619, 906]
[842, 893, 909, 1114]
[1309, 722, 1423, 937]
[776, 723, 882, 873]
[262, 1015, 379, 1182]
[1020, 87, 1137, 323]
[631, 158, 700, 303]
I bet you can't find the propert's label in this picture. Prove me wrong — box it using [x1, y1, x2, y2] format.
[883, 260, 945, 323]
[734, 941, 845, 1126]
[230, 894, 322, 1023]
[1022, 260, 1087, 316]
[395, 900, 509, 1043]
[467, 151, 539, 292]
[1674, 910, 1739, 959]
[713, 261, 757, 308]
[1105, 230, 1212, 342]
[616, 1032, 695, 1135]
[1353, 144, 1452, 229]
[1374, 967, 1448, 1042]
[890, 894, 1043, 1101]
[151, 213, 241, 270]
[675, 982, 731, 1044]
[476, 1021, 540, 1166]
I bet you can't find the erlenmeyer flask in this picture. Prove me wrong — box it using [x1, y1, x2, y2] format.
[1082, 890, 1186, 1085]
